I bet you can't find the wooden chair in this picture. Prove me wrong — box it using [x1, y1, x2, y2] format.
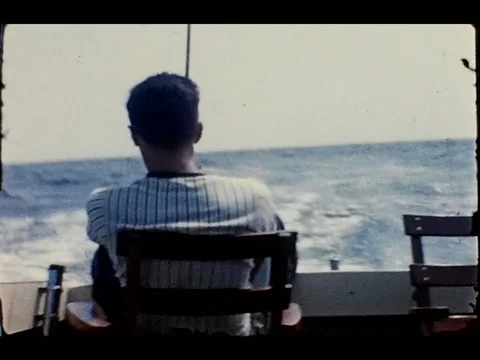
[402, 214, 477, 335]
[67, 230, 302, 336]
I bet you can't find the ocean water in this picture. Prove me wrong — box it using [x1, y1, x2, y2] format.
[0, 138, 477, 286]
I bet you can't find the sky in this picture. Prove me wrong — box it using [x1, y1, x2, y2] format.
[1, 24, 476, 164]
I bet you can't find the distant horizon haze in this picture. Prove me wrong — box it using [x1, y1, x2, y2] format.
[2, 24, 476, 164]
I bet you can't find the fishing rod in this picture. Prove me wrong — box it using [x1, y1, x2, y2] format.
[185, 24, 191, 78]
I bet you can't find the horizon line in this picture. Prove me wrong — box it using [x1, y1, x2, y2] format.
[3, 136, 475, 167]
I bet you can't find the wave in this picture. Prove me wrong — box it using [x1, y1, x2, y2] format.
[0, 190, 23, 200]
[0, 139, 476, 282]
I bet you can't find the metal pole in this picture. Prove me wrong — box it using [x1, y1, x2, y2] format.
[185, 24, 191, 78]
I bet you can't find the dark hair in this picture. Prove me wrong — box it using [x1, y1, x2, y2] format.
[126, 72, 200, 150]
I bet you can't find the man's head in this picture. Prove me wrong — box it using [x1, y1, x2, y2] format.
[126, 73, 202, 153]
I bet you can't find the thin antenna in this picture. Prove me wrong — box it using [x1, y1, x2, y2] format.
[185, 24, 191, 78]
[0, 24, 6, 193]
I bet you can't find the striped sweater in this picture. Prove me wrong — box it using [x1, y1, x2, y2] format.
[85, 171, 280, 335]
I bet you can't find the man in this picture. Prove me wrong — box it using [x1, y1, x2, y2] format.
[86, 72, 295, 336]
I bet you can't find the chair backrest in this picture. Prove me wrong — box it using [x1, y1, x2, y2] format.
[402, 214, 476, 307]
[115, 230, 298, 335]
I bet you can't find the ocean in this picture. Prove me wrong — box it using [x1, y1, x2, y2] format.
[0, 138, 477, 286]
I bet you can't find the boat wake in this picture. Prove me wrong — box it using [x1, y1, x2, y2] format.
[0, 139, 476, 284]
[0, 189, 22, 200]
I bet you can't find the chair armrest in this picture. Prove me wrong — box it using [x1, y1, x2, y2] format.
[276, 303, 302, 335]
[281, 303, 302, 327]
[66, 301, 111, 333]
[433, 315, 476, 333]
[66, 300, 303, 335]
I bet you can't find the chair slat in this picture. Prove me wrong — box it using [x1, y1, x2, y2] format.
[410, 264, 477, 287]
[117, 230, 297, 260]
[403, 215, 472, 237]
[124, 287, 292, 316]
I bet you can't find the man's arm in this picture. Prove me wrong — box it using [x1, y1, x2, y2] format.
[250, 214, 285, 282]
[91, 245, 122, 323]
[85, 188, 122, 322]
[276, 215, 298, 285]
[86, 188, 109, 244]
[250, 213, 298, 285]
[248, 181, 298, 286]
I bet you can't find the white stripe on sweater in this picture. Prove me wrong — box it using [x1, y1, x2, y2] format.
[86, 174, 279, 335]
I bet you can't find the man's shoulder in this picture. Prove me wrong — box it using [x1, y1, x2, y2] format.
[205, 174, 273, 198]
[87, 179, 143, 200]
[87, 186, 113, 202]
[86, 184, 127, 206]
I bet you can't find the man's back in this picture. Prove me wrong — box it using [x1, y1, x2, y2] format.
[86, 171, 279, 335]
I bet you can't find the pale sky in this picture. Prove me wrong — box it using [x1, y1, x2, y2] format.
[2, 24, 476, 164]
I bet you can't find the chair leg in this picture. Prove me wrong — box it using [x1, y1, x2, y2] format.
[420, 321, 434, 336]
